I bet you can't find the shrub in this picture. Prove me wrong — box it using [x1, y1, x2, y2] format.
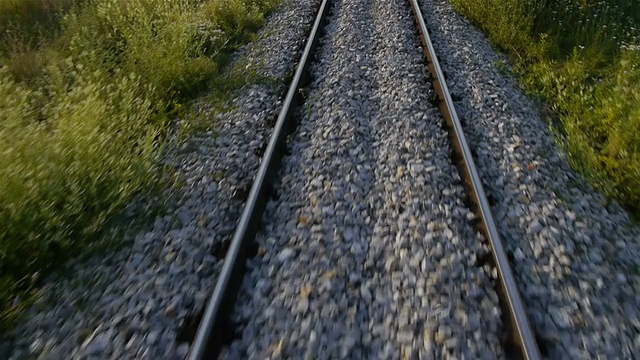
[450, 0, 640, 213]
[0, 0, 75, 52]
[0, 65, 160, 331]
[0, 0, 280, 332]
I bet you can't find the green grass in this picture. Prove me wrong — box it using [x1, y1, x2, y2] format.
[0, 0, 279, 333]
[449, 0, 640, 213]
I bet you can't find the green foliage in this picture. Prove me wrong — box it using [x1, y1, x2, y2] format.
[0, 64, 160, 283]
[450, 0, 640, 213]
[0, 0, 279, 332]
[61, 0, 219, 100]
[0, 0, 75, 51]
[535, 0, 639, 58]
[450, 0, 541, 61]
[494, 59, 510, 77]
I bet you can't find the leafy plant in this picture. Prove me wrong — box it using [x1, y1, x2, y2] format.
[450, 0, 640, 214]
[0, 0, 280, 333]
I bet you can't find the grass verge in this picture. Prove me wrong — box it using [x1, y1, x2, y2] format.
[0, 0, 279, 333]
[449, 0, 640, 213]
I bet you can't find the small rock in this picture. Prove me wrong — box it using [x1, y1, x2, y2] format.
[297, 297, 309, 314]
[344, 228, 354, 241]
[550, 307, 571, 329]
[125, 333, 138, 350]
[176, 343, 190, 359]
[397, 331, 414, 344]
[410, 163, 424, 176]
[435, 329, 446, 345]
[360, 285, 372, 302]
[83, 333, 109, 356]
[29, 338, 44, 354]
[146, 330, 160, 345]
[444, 337, 459, 349]
[165, 302, 178, 318]
[277, 248, 295, 263]
[514, 248, 525, 261]
[528, 219, 543, 234]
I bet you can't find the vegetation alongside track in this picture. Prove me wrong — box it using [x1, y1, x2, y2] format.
[450, 0, 640, 213]
[0, 0, 278, 332]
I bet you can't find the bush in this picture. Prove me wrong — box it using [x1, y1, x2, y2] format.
[450, 0, 640, 214]
[62, 0, 219, 100]
[561, 51, 640, 205]
[0, 0, 279, 333]
[0, 0, 75, 52]
[0, 65, 160, 331]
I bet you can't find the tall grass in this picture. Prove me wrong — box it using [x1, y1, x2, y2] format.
[449, 0, 640, 212]
[0, 0, 279, 333]
[0, 0, 75, 51]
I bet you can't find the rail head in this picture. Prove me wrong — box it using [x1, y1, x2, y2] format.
[186, 0, 332, 358]
[187, 0, 540, 358]
[407, 0, 542, 359]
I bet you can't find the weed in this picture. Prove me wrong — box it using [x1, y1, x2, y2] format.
[305, 101, 313, 118]
[450, 0, 640, 215]
[494, 59, 510, 77]
[0, 0, 280, 333]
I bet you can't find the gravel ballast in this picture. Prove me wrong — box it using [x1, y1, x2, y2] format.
[418, 0, 640, 358]
[223, 0, 505, 358]
[0, 0, 320, 358]
[4, 0, 639, 358]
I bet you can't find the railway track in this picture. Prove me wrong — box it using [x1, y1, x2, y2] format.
[189, 0, 542, 358]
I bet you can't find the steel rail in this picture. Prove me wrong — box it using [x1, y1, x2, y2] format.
[186, 0, 331, 358]
[407, 0, 542, 359]
[188, 0, 540, 357]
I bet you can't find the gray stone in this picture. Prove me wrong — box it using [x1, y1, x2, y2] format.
[277, 248, 295, 263]
[528, 219, 543, 234]
[83, 333, 109, 356]
[176, 343, 190, 359]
